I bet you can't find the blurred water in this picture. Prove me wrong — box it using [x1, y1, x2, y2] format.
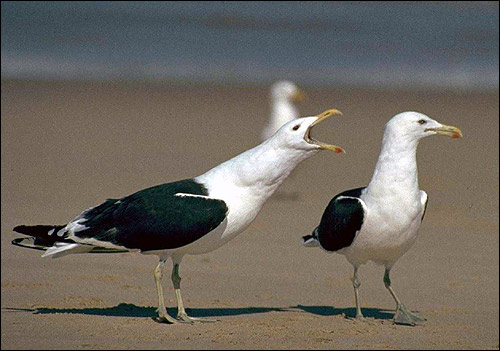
[1, 1, 498, 90]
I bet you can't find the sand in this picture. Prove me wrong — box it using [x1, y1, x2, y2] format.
[1, 81, 498, 349]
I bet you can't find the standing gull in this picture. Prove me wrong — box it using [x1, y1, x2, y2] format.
[261, 80, 306, 141]
[302, 111, 462, 325]
[12, 109, 344, 324]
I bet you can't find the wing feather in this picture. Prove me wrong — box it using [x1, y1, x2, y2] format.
[70, 180, 228, 251]
[315, 187, 366, 252]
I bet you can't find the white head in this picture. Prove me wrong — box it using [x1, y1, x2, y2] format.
[385, 111, 463, 142]
[271, 80, 306, 102]
[269, 109, 345, 153]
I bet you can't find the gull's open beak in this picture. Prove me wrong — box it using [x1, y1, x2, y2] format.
[305, 109, 345, 153]
[291, 89, 307, 103]
[425, 124, 463, 139]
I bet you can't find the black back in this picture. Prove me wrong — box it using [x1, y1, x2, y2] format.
[315, 187, 366, 252]
[72, 179, 228, 252]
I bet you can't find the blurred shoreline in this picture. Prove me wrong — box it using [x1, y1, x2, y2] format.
[2, 2, 498, 92]
[2, 77, 498, 94]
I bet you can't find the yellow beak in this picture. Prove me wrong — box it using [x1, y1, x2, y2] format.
[425, 124, 463, 139]
[305, 109, 345, 153]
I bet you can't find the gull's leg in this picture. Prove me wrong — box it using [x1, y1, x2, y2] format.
[171, 261, 217, 323]
[384, 268, 425, 326]
[152, 260, 177, 324]
[351, 266, 364, 319]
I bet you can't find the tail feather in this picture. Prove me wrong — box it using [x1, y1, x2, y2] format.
[12, 224, 129, 257]
[13, 224, 66, 238]
[13, 224, 73, 247]
[302, 227, 320, 248]
[13, 224, 76, 258]
[42, 243, 92, 258]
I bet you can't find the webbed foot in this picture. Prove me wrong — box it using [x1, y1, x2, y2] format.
[176, 312, 218, 324]
[393, 304, 425, 326]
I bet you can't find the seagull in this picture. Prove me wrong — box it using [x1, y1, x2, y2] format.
[261, 80, 306, 141]
[302, 111, 463, 326]
[12, 108, 345, 324]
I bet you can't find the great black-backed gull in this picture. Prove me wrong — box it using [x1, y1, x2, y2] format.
[302, 111, 462, 326]
[12, 109, 344, 324]
[261, 80, 306, 141]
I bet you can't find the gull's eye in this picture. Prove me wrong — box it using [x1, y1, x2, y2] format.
[418, 119, 427, 125]
[292, 124, 301, 131]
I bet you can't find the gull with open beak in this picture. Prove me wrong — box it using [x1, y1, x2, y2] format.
[12, 109, 344, 324]
[302, 111, 462, 326]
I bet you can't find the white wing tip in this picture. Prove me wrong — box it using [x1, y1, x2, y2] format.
[301, 236, 319, 248]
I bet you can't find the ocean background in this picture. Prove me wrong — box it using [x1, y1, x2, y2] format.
[2, 1, 498, 90]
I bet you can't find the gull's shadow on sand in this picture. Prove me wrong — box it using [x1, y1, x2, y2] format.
[290, 305, 394, 320]
[4, 303, 394, 320]
[3, 303, 283, 318]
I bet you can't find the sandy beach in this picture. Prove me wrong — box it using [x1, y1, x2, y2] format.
[1, 80, 498, 349]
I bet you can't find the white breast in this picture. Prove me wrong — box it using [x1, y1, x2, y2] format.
[342, 192, 424, 267]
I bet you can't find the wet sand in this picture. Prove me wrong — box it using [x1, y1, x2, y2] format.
[1, 81, 498, 349]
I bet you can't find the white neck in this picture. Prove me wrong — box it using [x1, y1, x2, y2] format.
[196, 138, 316, 203]
[364, 129, 420, 200]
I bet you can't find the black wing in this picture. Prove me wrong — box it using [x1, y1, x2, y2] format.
[315, 187, 366, 252]
[72, 179, 228, 252]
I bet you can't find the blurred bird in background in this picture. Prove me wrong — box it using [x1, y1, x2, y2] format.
[261, 81, 307, 141]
